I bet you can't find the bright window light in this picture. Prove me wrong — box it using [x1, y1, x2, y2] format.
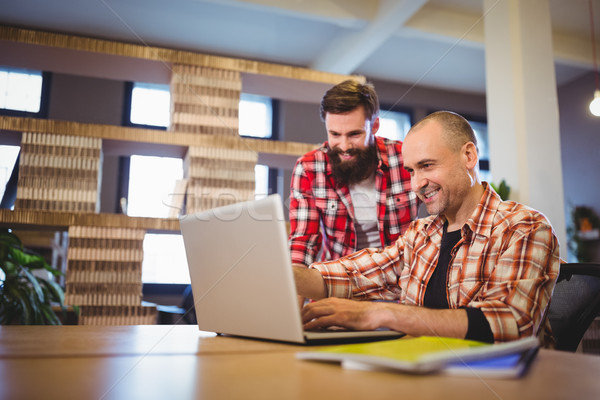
[142, 233, 190, 284]
[469, 120, 492, 182]
[255, 164, 269, 199]
[377, 110, 411, 141]
[239, 94, 272, 138]
[0, 145, 20, 203]
[0, 68, 43, 113]
[130, 83, 170, 127]
[128, 155, 187, 284]
[127, 155, 183, 218]
[470, 120, 489, 160]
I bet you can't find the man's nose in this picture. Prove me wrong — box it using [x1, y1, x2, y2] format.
[338, 136, 352, 152]
[411, 172, 427, 192]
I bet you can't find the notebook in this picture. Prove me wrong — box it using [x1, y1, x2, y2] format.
[297, 335, 539, 376]
[179, 194, 404, 345]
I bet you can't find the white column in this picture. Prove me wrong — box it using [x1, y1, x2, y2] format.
[484, 0, 567, 257]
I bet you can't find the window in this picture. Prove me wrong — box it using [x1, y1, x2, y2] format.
[127, 82, 170, 128]
[255, 164, 270, 199]
[0, 145, 20, 206]
[239, 94, 272, 138]
[125, 87, 277, 284]
[469, 120, 492, 182]
[0, 67, 46, 116]
[141, 233, 190, 284]
[127, 155, 184, 218]
[377, 110, 411, 141]
[126, 155, 187, 283]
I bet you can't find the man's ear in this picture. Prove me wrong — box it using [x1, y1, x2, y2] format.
[463, 142, 479, 169]
[371, 117, 380, 135]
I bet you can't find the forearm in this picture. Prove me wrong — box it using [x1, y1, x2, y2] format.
[379, 303, 469, 339]
[293, 265, 327, 300]
[301, 298, 469, 339]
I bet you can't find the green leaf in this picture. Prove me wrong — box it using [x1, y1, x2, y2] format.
[39, 278, 65, 306]
[45, 263, 64, 277]
[21, 267, 45, 303]
[14, 288, 31, 324]
[9, 248, 48, 269]
[40, 303, 61, 325]
[0, 230, 22, 248]
[2, 260, 18, 276]
[0, 230, 64, 325]
[25, 289, 45, 325]
[491, 179, 511, 201]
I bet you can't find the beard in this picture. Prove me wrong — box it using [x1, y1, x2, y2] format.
[328, 144, 379, 187]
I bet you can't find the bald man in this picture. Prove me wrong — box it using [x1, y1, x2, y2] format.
[293, 111, 559, 344]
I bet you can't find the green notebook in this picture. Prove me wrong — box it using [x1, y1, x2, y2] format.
[296, 336, 539, 375]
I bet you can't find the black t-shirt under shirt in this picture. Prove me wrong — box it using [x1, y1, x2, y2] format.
[423, 223, 494, 343]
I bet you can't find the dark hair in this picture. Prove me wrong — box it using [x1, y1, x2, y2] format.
[319, 80, 379, 123]
[409, 111, 478, 154]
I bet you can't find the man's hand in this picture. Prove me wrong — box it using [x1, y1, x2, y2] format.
[301, 298, 386, 331]
[301, 298, 470, 339]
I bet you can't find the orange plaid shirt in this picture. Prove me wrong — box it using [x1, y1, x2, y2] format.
[310, 183, 560, 342]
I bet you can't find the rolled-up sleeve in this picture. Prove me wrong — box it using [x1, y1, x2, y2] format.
[466, 221, 560, 342]
[310, 240, 405, 301]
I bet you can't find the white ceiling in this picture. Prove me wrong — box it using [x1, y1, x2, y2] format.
[0, 0, 598, 94]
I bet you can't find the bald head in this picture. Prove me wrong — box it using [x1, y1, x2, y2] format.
[407, 111, 478, 155]
[401, 111, 483, 228]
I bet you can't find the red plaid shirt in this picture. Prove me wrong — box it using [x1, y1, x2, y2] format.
[289, 136, 417, 266]
[310, 183, 560, 343]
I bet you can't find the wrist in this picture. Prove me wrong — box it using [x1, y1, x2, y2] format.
[371, 302, 402, 331]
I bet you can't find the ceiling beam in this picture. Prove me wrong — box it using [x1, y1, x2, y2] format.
[310, 0, 428, 75]
[204, 0, 376, 28]
[404, 3, 597, 68]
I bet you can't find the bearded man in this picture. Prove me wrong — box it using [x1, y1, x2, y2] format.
[289, 80, 418, 269]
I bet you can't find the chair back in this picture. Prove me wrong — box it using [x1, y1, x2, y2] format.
[548, 263, 600, 352]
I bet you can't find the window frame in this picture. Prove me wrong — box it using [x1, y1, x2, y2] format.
[463, 114, 490, 173]
[122, 81, 169, 131]
[0, 69, 51, 119]
[119, 84, 282, 287]
[238, 93, 276, 140]
[377, 105, 413, 141]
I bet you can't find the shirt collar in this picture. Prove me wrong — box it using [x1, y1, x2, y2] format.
[374, 136, 389, 169]
[464, 181, 501, 239]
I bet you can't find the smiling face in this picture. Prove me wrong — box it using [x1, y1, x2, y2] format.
[325, 106, 380, 186]
[402, 118, 481, 229]
[325, 105, 378, 159]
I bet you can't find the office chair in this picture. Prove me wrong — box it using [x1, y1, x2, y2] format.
[548, 263, 600, 352]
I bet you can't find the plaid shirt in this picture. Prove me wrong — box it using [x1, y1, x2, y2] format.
[310, 183, 560, 343]
[289, 136, 418, 266]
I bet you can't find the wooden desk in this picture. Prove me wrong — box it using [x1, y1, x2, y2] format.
[1, 325, 599, 400]
[0, 325, 296, 357]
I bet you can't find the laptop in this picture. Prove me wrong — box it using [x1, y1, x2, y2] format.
[179, 194, 404, 345]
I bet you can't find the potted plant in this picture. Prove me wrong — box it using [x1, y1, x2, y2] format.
[0, 229, 66, 325]
[567, 206, 600, 263]
[491, 179, 511, 201]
